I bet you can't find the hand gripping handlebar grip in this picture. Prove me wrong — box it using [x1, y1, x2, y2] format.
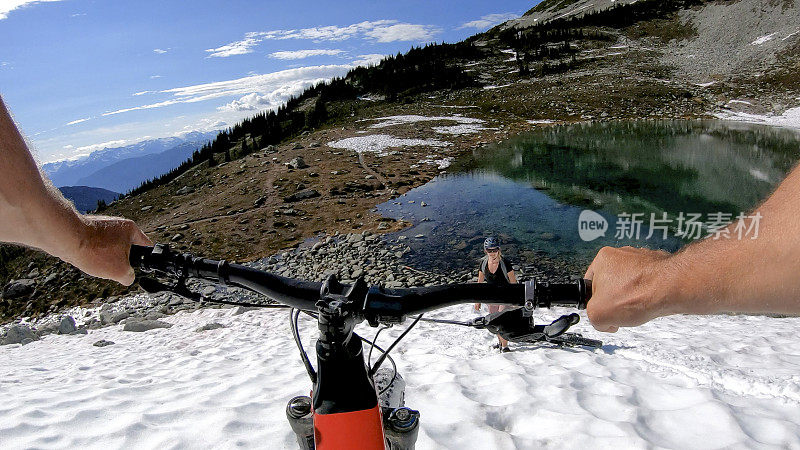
[129, 244, 154, 268]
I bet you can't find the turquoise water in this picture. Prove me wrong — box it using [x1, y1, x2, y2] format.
[377, 120, 800, 274]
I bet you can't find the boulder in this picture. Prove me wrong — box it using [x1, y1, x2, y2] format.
[538, 232, 561, 242]
[93, 340, 115, 347]
[176, 186, 195, 195]
[287, 157, 309, 170]
[123, 319, 173, 332]
[195, 322, 225, 332]
[111, 311, 130, 324]
[1, 324, 39, 345]
[58, 316, 78, 335]
[283, 189, 320, 203]
[3, 279, 35, 299]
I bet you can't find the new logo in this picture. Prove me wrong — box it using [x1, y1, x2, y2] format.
[578, 210, 608, 242]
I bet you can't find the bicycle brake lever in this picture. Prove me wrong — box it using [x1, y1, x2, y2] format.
[139, 276, 202, 302]
[469, 316, 488, 329]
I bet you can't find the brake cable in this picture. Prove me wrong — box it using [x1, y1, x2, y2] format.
[369, 314, 423, 376]
[291, 309, 317, 383]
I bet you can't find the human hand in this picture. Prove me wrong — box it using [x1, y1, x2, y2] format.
[584, 246, 675, 333]
[60, 216, 152, 286]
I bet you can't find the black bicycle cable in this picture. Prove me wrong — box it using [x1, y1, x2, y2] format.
[294, 309, 398, 394]
[369, 314, 423, 376]
[291, 308, 317, 383]
[367, 326, 389, 366]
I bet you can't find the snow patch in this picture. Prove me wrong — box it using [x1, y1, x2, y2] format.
[527, 119, 556, 124]
[418, 156, 454, 170]
[713, 106, 800, 130]
[328, 135, 450, 156]
[751, 32, 779, 45]
[366, 115, 485, 129]
[694, 81, 716, 87]
[483, 84, 513, 90]
[727, 100, 753, 106]
[432, 124, 488, 135]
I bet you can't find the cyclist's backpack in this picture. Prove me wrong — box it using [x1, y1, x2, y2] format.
[480, 256, 510, 283]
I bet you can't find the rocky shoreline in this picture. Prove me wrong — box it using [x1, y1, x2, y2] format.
[0, 230, 580, 346]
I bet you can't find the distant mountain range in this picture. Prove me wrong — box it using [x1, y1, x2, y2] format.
[58, 186, 120, 213]
[42, 131, 218, 191]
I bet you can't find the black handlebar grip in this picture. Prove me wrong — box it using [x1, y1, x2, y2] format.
[129, 244, 154, 268]
[544, 279, 592, 309]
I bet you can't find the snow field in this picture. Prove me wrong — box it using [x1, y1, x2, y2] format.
[1, 304, 799, 449]
[327, 134, 450, 157]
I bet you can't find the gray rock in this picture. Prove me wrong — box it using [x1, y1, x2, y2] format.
[93, 340, 115, 347]
[3, 279, 35, 299]
[288, 157, 309, 169]
[123, 319, 173, 332]
[1, 324, 39, 345]
[42, 273, 58, 285]
[111, 311, 130, 324]
[254, 196, 267, 207]
[538, 232, 561, 242]
[141, 205, 152, 212]
[58, 316, 78, 335]
[27, 268, 40, 278]
[176, 186, 195, 195]
[292, 142, 304, 150]
[283, 189, 320, 203]
[195, 322, 225, 332]
[232, 306, 259, 315]
[202, 286, 217, 297]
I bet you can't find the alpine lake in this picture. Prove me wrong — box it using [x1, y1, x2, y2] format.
[375, 120, 800, 279]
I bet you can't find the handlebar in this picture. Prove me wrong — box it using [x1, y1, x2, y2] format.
[130, 244, 591, 322]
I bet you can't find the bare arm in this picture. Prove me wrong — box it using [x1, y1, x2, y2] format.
[585, 163, 800, 332]
[474, 270, 485, 311]
[0, 96, 150, 285]
[508, 270, 517, 284]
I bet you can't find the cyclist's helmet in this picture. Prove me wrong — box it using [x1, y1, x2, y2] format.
[483, 236, 500, 250]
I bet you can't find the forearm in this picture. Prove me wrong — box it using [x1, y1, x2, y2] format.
[668, 165, 800, 316]
[0, 96, 84, 258]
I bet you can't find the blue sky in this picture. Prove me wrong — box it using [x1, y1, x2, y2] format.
[0, 0, 538, 163]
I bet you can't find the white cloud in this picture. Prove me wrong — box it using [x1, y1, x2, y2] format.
[133, 90, 155, 96]
[269, 49, 344, 60]
[206, 35, 262, 57]
[364, 23, 438, 43]
[352, 54, 387, 67]
[153, 48, 168, 54]
[65, 117, 91, 126]
[207, 20, 439, 57]
[0, 0, 62, 20]
[457, 13, 519, 30]
[102, 64, 351, 116]
[150, 75, 162, 79]
[75, 139, 128, 153]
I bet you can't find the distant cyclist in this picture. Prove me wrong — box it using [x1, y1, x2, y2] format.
[474, 236, 518, 352]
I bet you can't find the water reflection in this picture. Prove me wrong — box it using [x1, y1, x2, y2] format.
[378, 120, 800, 275]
